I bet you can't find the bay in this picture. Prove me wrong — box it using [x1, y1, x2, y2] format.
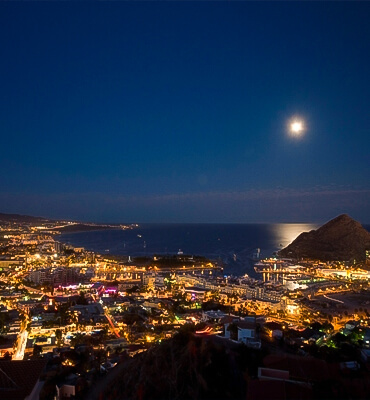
[57, 223, 319, 277]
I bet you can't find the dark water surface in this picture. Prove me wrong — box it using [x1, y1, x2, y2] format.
[57, 223, 320, 276]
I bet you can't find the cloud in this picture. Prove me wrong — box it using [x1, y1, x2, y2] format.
[0, 185, 369, 223]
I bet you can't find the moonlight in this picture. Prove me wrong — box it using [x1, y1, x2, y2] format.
[288, 118, 305, 137]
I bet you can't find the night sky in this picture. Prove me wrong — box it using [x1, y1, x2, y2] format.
[1, 2, 369, 223]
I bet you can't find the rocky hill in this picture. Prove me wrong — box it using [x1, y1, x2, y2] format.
[279, 214, 370, 261]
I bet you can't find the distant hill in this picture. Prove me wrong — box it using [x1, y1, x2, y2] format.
[0, 212, 50, 224]
[279, 214, 370, 261]
[0, 212, 120, 233]
[51, 223, 119, 233]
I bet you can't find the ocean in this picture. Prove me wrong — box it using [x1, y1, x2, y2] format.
[57, 223, 320, 277]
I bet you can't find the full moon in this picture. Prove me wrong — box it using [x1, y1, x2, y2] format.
[288, 118, 305, 137]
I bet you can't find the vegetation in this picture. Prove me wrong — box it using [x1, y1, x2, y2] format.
[89, 330, 267, 400]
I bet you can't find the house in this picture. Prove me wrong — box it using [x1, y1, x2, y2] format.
[263, 354, 331, 382]
[222, 315, 240, 339]
[56, 382, 76, 399]
[264, 321, 284, 339]
[247, 377, 312, 400]
[363, 327, 370, 348]
[345, 320, 359, 330]
[237, 320, 256, 342]
[222, 316, 260, 347]
[0, 335, 15, 358]
[299, 327, 324, 344]
[104, 338, 127, 351]
[340, 361, 360, 373]
[55, 373, 84, 400]
[184, 286, 210, 301]
[360, 348, 370, 363]
[202, 310, 227, 323]
[258, 367, 290, 380]
[70, 302, 104, 323]
[33, 335, 57, 353]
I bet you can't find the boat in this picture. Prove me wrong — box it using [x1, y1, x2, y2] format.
[252, 248, 261, 260]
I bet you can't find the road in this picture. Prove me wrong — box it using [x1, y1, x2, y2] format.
[13, 328, 28, 360]
[19, 284, 45, 295]
[104, 311, 120, 338]
[323, 294, 344, 303]
[91, 292, 120, 338]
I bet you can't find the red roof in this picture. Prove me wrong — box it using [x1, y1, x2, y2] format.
[259, 367, 290, 380]
[247, 379, 312, 400]
[237, 321, 256, 330]
[263, 354, 329, 382]
[0, 359, 47, 400]
[264, 321, 283, 331]
[220, 316, 238, 324]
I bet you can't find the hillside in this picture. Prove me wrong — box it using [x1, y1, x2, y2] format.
[50, 223, 118, 233]
[87, 331, 262, 400]
[0, 212, 50, 224]
[86, 329, 370, 400]
[0, 212, 118, 233]
[279, 214, 370, 261]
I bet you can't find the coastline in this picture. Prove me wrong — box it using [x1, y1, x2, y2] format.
[55, 223, 309, 278]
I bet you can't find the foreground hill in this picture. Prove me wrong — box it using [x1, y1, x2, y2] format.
[86, 330, 370, 400]
[88, 331, 262, 400]
[279, 214, 370, 261]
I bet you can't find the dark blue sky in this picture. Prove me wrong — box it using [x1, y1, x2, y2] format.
[1, 2, 369, 223]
